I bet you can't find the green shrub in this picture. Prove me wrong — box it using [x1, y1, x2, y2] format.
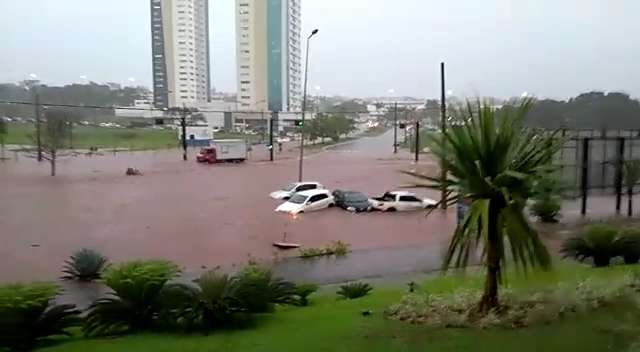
[530, 196, 561, 223]
[530, 175, 563, 223]
[291, 284, 319, 306]
[561, 225, 624, 267]
[299, 247, 325, 258]
[619, 229, 640, 264]
[84, 260, 180, 336]
[62, 248, 109, 282]
[234, 263, 296, 313]
[337, 282, 372, 300]
[328, 241, 350, 256]
[0, 282, 80, 351]
[299, 241, 351, 258]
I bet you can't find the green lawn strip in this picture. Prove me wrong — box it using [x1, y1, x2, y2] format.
[38, 262, 640, 352]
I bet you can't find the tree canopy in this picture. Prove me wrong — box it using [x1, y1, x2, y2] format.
[525, 91, 640, 129]
[302, 114, 356, 142]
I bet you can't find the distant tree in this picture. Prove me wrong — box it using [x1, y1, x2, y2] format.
[0, 117, 6, 160]
[34, 110, 71, 176]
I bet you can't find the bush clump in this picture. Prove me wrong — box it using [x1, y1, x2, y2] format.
[0, 282, 80, 351]
[299, 241, 351, 258]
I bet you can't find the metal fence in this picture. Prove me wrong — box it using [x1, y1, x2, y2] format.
[555, 129, 640, 216]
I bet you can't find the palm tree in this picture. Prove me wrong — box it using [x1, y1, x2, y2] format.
[624, 160, 640, 217]
[404, 98, 562, 314]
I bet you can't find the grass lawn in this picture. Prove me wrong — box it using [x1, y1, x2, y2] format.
[3, 123, 263, 150]
[38, 262, 640, 352]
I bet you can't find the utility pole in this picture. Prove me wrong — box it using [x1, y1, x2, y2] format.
[393, 102, 398, 154]
[181, 105, 187, 161]
[298, 29, 319, 182]
[414, 121, 420, 163]
[34, 89, 42, 162]
[440, 62, 448, 209]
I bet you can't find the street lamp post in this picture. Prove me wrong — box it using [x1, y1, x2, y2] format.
[297, 29, 319, 182]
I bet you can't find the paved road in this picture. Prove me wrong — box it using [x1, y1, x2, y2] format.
[0, 133, 454, 282]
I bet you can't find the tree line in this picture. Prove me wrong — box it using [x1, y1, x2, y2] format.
[301, 113, 357, 143]
[0, 82, 150, 120]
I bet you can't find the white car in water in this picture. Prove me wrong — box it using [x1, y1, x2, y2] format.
[269, 182, 324, 200]
[368, 191, 437, 212]
[275, 189, 335, 214]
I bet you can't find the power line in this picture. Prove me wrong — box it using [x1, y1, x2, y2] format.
[0, 100, 373, 115]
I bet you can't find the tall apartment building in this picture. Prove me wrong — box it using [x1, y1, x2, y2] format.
[236, 0, 302, 112]
[150, 0, 211, 108]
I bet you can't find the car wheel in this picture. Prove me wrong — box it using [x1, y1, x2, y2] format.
[328, 203, 335, 208]
[283, 196, 290, 201]
[386, 207, 397, 212]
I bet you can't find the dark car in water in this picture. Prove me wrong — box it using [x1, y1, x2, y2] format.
[332, 190, 371, 212]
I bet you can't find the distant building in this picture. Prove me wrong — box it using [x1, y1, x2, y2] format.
[114, 99, 164, 118]
[235, 0, 302, 112]
[150, 0, 211, 109]
[105, 82, 122, 90]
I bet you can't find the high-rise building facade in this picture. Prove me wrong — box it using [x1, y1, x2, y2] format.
[236, 0, 301, 112]
[151, 0, 211, 108]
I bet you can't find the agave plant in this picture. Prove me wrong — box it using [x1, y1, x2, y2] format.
[561, 225, 624, 267]
[336, 282, 372, 299]
[234, 263, 297, 313]
[84, 260, 180, 336]
[403, 98, 561, 314]
[62, 248, 109, 282]
[0, 282, 80, 350]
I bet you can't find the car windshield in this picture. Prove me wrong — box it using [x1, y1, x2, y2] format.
[288, 194, 308, 204]
[282, 183, 297, 191]
[345, 193, 368, 202]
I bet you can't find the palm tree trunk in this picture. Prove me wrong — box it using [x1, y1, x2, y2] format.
[477, 201, 502, 314]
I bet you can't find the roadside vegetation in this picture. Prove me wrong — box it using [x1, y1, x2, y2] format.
[11, 262, 640, 352]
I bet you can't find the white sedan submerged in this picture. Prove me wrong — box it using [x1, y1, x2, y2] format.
[269, 181, 324, 200]
[275, 189, 335, 214]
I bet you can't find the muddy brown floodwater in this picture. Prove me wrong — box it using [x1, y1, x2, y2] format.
[0, 132, 456, 282]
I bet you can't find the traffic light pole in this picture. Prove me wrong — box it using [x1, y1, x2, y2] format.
[393, 102, 398, 154]
[269, 112, 275, 162]
[414, 121, 420, 163]
[181, 106, 187, 161]
[440, 62, 447, 209]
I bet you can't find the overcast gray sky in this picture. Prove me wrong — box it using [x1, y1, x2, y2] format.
[1, 0, 639, 99]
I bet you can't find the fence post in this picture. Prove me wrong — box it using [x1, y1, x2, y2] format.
[615, 137, 625, 214]
[581, 138, 590, 216]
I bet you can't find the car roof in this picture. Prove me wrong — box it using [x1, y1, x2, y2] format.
[388, 191, 414, 196]
[295, 189, 330, 196]
[295, 181, 321, 186]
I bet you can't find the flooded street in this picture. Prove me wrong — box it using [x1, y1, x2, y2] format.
[0, 131, 456, 282]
